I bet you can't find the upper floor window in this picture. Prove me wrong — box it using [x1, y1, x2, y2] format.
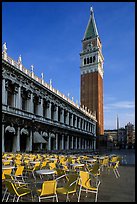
[87, 58, 89, 64]
[84, 58, 86, 65]
[93, 56, 96, 63]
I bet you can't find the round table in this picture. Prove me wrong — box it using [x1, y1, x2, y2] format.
[86, 159, 96, 163]
[70, 163, 84, 167]
[30, 161, 40, 165]
[36, 169, 56, 180]
[48, 158, 57, 161]
[36, 169, 56, 175]
[2, 165, 16, 170]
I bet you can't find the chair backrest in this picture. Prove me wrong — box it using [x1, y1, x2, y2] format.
[110, 156, 118, 163]
[14, 166, 24, 176]
[79, 171, 89, 187]
[49, 162, 56, 170]
[40, 180, 57, 196]
[5, 173, 14, 181]
[2, 169, 12, 180]
[90, 163, 100, 174]
[101, 157, 109, 165]
[4, 180, 19, 196]
[41, 161, 47, 169]
[15, 159, 22, 166]
[65, 173, 79, 192]
[113, 161, 120, 169]
[3, 160, 11, 166]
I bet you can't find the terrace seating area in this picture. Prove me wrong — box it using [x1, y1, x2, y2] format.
[2, 151, 124, 202]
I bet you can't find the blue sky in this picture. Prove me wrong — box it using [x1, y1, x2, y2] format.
[2, 2, 135, 130]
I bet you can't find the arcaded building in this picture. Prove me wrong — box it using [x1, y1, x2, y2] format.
[2, 42, 97, 153]
[80, 7, 104, 137]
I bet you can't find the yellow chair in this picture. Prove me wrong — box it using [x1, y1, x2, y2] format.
[107, 161, 120, 178]
[78, 171, 101, 202]
[14, 159, 22, 166]
[37, 180, 58, 202]
[56, 173, 79, 202]
[49, 162, 56, 170]
[2, 173, 28, 202]
[40, 161, 47, 169]
[100, 157, 109, 171]
[2, 169, 12, 180]
[2, 160, 11, 166]
[25, 162, 40, 180]
[86, 163, 101, 178]
[4, 180, 33, 202]
[14, 165, 26, 182]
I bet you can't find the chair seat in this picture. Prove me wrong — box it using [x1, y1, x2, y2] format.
[81, 186, 97, 191]
[17, 187, 31, 196]
[57, 187, 76, 194]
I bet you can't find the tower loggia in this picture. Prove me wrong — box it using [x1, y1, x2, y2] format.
[80, 7, 104, 139]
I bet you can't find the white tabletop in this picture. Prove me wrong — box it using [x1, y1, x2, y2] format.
[2, 165, 15, 170]
[30, 161, 40, 164]
[2, 159, 13, 162]
[99, 156, 106, 160]
[48, 158, 57, 161]
[70, 163, 84, 167]
[86, 159, 96, 163]
[36, 169, 56, 175]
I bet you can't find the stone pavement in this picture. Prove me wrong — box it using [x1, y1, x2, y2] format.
[56, 165, 135, 202]
[2, 149, 135, 202]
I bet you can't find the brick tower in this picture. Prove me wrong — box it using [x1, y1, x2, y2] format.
[80, 7, 104, 139]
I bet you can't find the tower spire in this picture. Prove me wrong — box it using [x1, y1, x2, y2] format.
[83, 6, 99, 40]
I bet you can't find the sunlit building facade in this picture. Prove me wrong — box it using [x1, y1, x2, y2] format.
[2, 42, 97, 153]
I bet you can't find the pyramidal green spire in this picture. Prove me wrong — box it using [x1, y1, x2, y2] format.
[83, 7, 99, 40]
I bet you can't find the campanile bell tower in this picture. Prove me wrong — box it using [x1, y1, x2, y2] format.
[80, 7, 104, 138]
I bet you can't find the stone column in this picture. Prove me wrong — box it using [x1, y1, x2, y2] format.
[67, 135, 69, 150]
[87, 140, 89, 149]
[71, 136, 74, 149]
[85, 140, 87, 149]
[16, 85, 21, 109]
[79, 138, 81, 149]
[2, 78, 6, 105]
[26, 135, 30, 152]
[29, 92, 34, 114]
[16, 127, 20, 152]
[12, 135, 17, 152]
[46, 101, 51, 120]
[60, 108, 64, 123]
[82, 139, 84, 149]
[75, 116, 77, 128]
[75, 137, 78, 149]
[29, 130, 33, 152]
[2, 124, 5, 152]
[65, 111, 69, 125]
[54, 105, 58, 122]
[48, 134, 51, 150]
[78, 118, 81, 129]
[70, 114, 73, 127]
[94, 139, 96, 150]
[89, 140, 91, 149]
[82, 119, 84, 130]
[56, 133, 58, 150]
[13, 89, 16, 108]
[89, 124, 91, 133]
[61, 135, 64, 150]
[38, 98, 43, 117]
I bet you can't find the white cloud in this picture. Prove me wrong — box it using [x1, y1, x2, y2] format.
[104, 100, 135, 110]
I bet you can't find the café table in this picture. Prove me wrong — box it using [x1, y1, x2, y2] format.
[70, 163, 85, 168]
[2, 165, 16, 170]
[86, 159, 96, 163]
[36, 169, 56, 180]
